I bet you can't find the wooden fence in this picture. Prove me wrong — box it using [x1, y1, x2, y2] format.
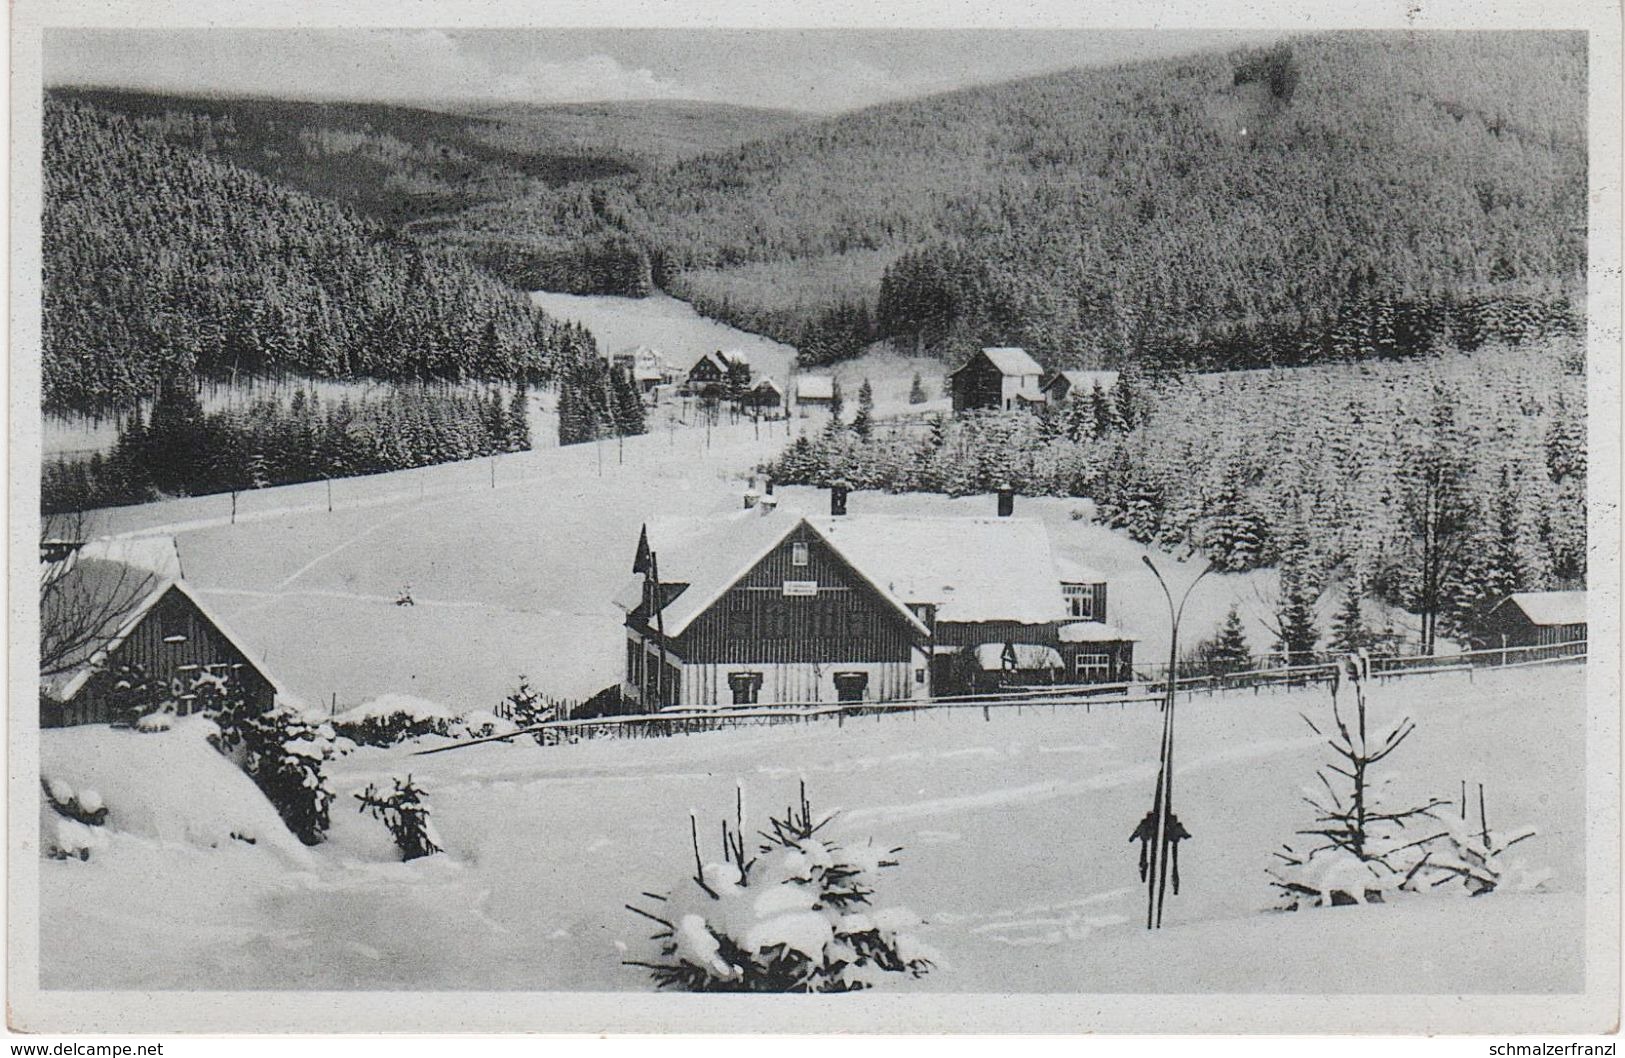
[413, 639, 1587, 754]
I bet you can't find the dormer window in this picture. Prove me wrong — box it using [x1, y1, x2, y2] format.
[1063, 584, 1094, 620]
[791, 542, 809, 567]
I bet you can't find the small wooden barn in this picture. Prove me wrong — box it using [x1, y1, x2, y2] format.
[741, 377, 786, 414]
[1041, 369, 1120, 404]
[796, 374, 836, 409]
[1479, 591, 1588, 648]
[40, 542, 284, 727]
[949, 346, 1046, 413]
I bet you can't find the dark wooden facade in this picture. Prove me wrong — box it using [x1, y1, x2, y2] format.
[43, 585, 278, 727]
[1478, 598, 1587, 649]
[625, 522, 923, 707]
[950, 353, 1010, 413]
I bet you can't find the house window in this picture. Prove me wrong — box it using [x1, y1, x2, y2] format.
[728, 671, 764, 705]
[1062, 584, 1095, 619]
[833, 672, 869, 703]
[1075, 652, 1113, 682]
[791, 541, 809, 567]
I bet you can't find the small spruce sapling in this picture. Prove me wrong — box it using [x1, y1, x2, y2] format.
[354, 775, 444, 861]
[1270, 658, 1447, 908]
[625, 781, 934, 992]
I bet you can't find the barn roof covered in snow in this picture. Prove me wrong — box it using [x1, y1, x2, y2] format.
[1493, 590, 1588, 627]
[1043, 369, 1119, 394]
[951, 346, 1044, 378]
[972, 642, 1064, 671]
[796, 375, 835, 400]
[39, 539, 288, 703]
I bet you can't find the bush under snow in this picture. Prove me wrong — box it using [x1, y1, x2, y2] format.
[627, 782, 935, 992]
[332, 694, 518, 748]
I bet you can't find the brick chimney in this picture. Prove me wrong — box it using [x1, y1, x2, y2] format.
[831, 482, 849, 517]
[997, 486, 1015, 517]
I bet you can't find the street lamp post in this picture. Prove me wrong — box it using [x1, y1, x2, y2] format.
[1133, 556, 1215, 929]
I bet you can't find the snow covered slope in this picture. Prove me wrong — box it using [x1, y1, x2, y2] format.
[39, 664, 1586, 994]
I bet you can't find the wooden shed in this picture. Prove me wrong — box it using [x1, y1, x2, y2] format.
[40, 548, 284, 727]
[949, 347, 1046, 413]
[1479, 591, 1587, 649]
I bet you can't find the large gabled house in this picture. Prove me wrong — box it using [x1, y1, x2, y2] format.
[614, 491, 1135, 709]
[949, 346, 1046, 413]
[40, 538, 285, 727]
[686, 349, 752, 394]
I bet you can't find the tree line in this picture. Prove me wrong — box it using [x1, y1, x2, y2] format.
[41, 380, 533, 514]
[43, 96, 590, 413]
[448, 33, 1584, 376]
[767, 341, 1585, 652]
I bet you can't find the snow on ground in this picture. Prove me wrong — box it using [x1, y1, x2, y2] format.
[77, 409, 1281, 714]
[39, 664, 1586, 993]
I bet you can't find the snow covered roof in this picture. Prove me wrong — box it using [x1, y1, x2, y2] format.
[971, 643, 1064, 671]
[613, 511, 903, 637]
[1496, 591, 1587, 627]
[1058, 621, 1138, 643]
[749, 377, 784, 396]
[717, 349, 751, 366]
[952, 346, 1044, 378]
[1055, 557, 1108, 584]
[797, 375, 835, 400]
[806, 514, 1072, 625]
[1044, 370, 1119, 394]
[40, 540, 289, 704]
[621, 507, 1133, 639]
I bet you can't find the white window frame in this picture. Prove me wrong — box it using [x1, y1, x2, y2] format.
[1075, 652, 1112, 681]
[791, 541, 809, 567]
[1063, 583, 1095, 620]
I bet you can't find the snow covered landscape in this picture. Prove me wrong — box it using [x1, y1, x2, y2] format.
[22, 20, 1611, 1040]
[39, 662, 1584, 992]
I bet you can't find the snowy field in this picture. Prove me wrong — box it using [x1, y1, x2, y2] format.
[80, 417, 1298, 712]
[38, 663, 1585, 993]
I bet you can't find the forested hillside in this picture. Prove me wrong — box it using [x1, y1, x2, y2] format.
[769, 340, 1586, 651]
[507, 32, 1586, 369]
[43, 96, 601, 412]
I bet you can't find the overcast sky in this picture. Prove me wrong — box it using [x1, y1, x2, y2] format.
[45, 28, 1282, 113]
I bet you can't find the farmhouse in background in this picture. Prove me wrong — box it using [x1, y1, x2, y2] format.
[949, 346, 1047, 412]
[611, 345, 674, 395]
[741, 377, 786, 415]
[1041, 369, 1120, 404]
[686, 349, 752, 395]
[1478, 591, 1588, 649]
[615, 489, 1135, 708]
[39, 538, 284, 727]
[795, 374, 836, 412]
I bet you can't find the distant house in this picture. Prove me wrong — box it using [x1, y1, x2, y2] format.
[612, 346, 673, 395]
[796, 374, 836, 410]
[1041, 369, 1120, 404]
[614, 490, 1135, 709]
[686, 350, 752, 394]
[741, 377, 786, 414]
[1479, 591, 1587, 649]
[949, 346, 1046, 413]
[39, 539, 285, 727]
